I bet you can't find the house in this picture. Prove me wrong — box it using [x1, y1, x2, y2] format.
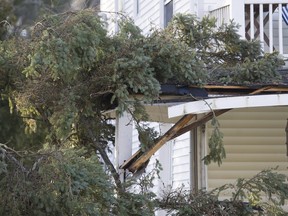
[101, 0, 288, 205]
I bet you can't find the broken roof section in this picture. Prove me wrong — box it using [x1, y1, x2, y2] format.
[120, 68, 288, 173]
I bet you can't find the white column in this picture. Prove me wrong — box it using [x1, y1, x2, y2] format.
[230, 0, 245, 39]
[269, 4, 273, 53]
[157, 123, 172, 216]
[279, 4, 284, 55]
[250, 4, 255, 40]
[115, 112, 133, 182]
[259, 4, 264, 50]
[158, 123, 172, 188]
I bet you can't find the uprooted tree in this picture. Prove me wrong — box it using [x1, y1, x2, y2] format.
[0, 8, 287, 215]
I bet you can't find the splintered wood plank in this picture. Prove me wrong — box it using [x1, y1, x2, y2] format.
[121, 88, 274, 172]
[170, 109, 229, 140]
[170, 87, 266, 138]
[127, 114, 195, 173]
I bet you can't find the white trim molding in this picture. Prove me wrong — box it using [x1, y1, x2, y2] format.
[168, 94, 288, 118]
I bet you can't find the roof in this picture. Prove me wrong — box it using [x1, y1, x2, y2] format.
[119, 67, 288, 173]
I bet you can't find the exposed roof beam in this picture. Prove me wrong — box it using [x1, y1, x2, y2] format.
[170, 109, 228, 140]
[250, 86, 271, 94]
[120, 114, 195, 172]
[120, 89, 273, 173]
[171, 87, 268, 138]
[168, 93, 288, 118]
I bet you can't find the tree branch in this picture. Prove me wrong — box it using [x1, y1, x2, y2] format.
[85, 127, 123, 192]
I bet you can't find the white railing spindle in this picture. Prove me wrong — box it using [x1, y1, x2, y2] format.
[259, 4, 264, 50]
[279, 3, 283, 54]
[269, 4, 273, 53]
[250, 4, 255, 39]
[210, 1, 287, 56]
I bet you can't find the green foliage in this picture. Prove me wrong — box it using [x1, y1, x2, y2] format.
[0, 148, 115, 216]
[229, 168, 288, 215]
[160, 168, 288, 215]
[168, 14, 284, 84]
[0, 0, 15, 40]
[116, 162, 162, 216]
[136, 123, 159, 152]
[0, 8, 286, 215]
[0, 100, 47, 151]
[203, 117, 226, 166]
[159, 186, 237, 216]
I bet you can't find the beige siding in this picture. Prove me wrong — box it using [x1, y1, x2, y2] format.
[207, 106, 288, 191]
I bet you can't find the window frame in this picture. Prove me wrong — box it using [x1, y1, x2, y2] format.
[164, 0, 173, 27]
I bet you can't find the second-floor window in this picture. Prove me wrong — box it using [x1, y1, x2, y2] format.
[164, 0, 173, 27]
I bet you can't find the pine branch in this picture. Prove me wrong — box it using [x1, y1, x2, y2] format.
[85, 126, 123, 193]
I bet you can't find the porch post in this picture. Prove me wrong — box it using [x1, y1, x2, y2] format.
[115, 112, 133, 182]
[157, 123, 172, 216]
[158, 123, 173, 188]
[230, 0, 245, 39]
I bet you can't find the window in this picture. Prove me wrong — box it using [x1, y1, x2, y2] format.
[164, 0, 173, 27]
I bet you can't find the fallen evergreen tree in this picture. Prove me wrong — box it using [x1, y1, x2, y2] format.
[0, 8, 287, 215]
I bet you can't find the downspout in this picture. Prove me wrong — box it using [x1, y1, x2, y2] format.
[200, 122, 208, 189]
[190, 127, 198, 191]
[285, 119, 288, 156]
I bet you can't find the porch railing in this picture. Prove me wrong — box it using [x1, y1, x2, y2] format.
[209, 0, 288, 57]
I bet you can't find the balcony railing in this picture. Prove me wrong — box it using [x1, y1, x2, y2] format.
[209, 0, 288, 57]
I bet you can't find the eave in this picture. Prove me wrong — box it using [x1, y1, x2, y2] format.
[119, 85, 288, 173]
[168, 93, 288, 118]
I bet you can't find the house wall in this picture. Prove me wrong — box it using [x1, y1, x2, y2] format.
[131, 122, 191, 191]
[171, 132, 191, 190]
[206, 106, 288, 198]
[103, 1, 288, 207]
[100, 0, 116, 33]
[101, 0, 219, 35]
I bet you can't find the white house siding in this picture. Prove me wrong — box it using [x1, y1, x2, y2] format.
[133, 1, 161, 35]
[172, 132, 191, 190]
[174, 0, 191, 14]
[123, 0, 133, 15]
[132, 122, 163, 194]
[200, 0, 218, 17]
[100, 0, 116, 33]
[207, 107, 288, 196]
[102, 0, 204, 35]
[131, 121, 192, 191]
